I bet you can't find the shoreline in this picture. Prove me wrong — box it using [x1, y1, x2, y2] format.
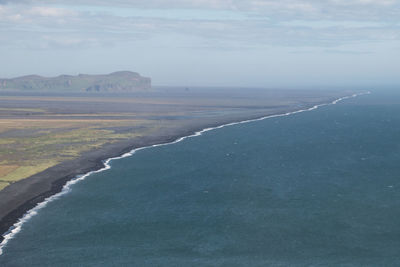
[0, 91, 369, 254]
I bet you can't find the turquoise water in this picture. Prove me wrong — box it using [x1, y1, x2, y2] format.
[1, 90, 400, 266]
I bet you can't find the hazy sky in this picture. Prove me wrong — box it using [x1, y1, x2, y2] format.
[1, 0, 399, 88]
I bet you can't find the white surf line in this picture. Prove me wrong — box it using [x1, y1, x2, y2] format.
[0, 90, 370, 255]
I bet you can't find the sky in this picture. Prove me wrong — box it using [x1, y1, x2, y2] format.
[0, 0, 399, 88]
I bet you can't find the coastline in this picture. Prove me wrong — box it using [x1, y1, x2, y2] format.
[0, 91, 369, 253]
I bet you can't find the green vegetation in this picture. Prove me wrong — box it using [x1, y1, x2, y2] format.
[0, 108, 46, 113]
[0, 182, 8, 191]
[0, 163, 57, 183]
[0, 117, 158, 190]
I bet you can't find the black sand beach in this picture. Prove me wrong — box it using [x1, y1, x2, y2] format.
[0, 88, 352, 241]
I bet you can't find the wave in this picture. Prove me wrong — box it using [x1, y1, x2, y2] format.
[0, 91, 370, 255]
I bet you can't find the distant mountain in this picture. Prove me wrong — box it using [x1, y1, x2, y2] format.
[0, 71, 151, 92]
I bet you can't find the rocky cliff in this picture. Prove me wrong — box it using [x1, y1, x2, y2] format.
[0, 71, 151, 92]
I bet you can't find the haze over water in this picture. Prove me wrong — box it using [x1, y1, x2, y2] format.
[1, 90, 400, 266]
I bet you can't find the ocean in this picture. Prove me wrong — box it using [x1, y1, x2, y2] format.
[1, 89, 400, 266]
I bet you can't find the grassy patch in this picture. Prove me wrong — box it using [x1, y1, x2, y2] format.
[0, 108, 46, 113]
[0, 165, 19, 177]
[0, 182, 9, 191]
[0, 139, 15, 145]
[0, 117, 154, 191]
[0, 162, 58, 182]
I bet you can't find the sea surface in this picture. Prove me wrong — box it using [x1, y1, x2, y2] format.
[1, 89, 400, 266]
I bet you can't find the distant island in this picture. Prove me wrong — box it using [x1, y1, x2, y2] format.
[0, 71, 151, 92]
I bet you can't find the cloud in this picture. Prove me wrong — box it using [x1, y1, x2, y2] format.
[2, 0, 400, 15]
[324, 49, 373, 54]
[28, 6, 77, 17]
[0, 0, 399, 50]
[2, 1, 400, 23]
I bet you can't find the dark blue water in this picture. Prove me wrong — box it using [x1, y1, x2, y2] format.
[1, 90, 400, 266]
